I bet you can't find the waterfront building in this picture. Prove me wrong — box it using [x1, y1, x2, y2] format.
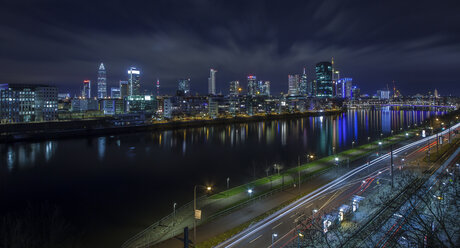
[336, 79, 344, 98]
[120, 80, 129, 98]
[377, 90, 391, 100]
[97, 63, 107, 99]
[299, 68, 308, 95]
[352, 86, 361, 100]
[82, 80, 91, 98]
[229, 81, 240, 96]
[177, 78, 191, 96]
[208, 69, 217, 95]
[0, 84, 58, 123]
[315, 62, 333, 97]
[342, 78, 353, 98]
[35, 86, 58, 121]
[111, 87, 121, 99]
[288, 74, 300, 96]
[247, 75, 257, 96]
[128, 67, 141, 96]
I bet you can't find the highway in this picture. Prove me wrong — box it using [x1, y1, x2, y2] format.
[215, 123, 460, 248]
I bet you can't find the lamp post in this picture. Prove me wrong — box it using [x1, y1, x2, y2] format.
[193, 185, 212, 244]
[352, 140, 355, 149]
[272, 233, 278, 246]
[173, 202, 177, 220]
[297, 230, 304, 248]
[227, 177, 230, 189]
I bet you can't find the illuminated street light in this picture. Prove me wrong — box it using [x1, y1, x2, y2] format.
[272, 233, 278, 245]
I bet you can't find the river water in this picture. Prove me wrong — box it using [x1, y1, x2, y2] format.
[0, 108, 445, 247]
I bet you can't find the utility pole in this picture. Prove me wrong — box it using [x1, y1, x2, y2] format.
[390, 144, 394, 188]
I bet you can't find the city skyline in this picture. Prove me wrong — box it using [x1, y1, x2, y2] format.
[1, 0, 459, 96]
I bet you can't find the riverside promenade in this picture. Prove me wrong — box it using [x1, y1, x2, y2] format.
[121, 130, 420, 248]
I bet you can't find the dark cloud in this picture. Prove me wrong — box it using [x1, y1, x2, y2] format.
[0, 0, 459, 96]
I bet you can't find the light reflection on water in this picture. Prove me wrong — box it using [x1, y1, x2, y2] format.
[0, 109, 444, 174]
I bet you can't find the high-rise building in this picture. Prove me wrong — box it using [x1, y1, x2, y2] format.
[120, 80, 129, 98]
[307, 80, 316, 96]
[97, 63, 107, 99]
[128, 67, 140, 96]
[208, 69, 217, 95]
[177, 78, 191, 96]
[229, 81, 240, 96]
[247, 75, 257, 96]
[315, 62, 333, 97]
[352, 86, 361, 100]
[434, 89, 439, 98]
[111, 87, 121, 99]
[82, 80, 91, 98]
[263, 81, 270, 96]
[288, 74, 300, 96]
[336, 79, 345, 98]
[342, 78, 353, 98]
[299, 68, 308, 95]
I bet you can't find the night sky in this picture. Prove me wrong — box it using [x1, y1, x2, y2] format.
[1, 0, 459, 96]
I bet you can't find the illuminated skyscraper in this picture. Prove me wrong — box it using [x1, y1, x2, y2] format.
[177, 78, 191, 96]
[288, 74, 300, 96]
[208, 69, 217, 95]
[120, 80, 129, 98]
[247, 75, 257, 96]
[299, 67, 308, 95]
[82, 80, 91, 98]
[97, 63, 107, 99]
[229, 81, 240, 96]
[110, 87, 121, 99]
[342, 78, 353, 98]
[263, 81, 270, 96]
[315, 62, 333, 97]
[128, 67, 140, 96]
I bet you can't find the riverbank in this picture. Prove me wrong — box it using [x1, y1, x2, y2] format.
[0, 109, 343, 143]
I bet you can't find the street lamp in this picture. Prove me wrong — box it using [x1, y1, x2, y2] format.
[272, 233, 278, 246]
[173, 202, 177, 219]
[227, 177, 230, 189]
[352, 140, 355, 149]
[247, 189, 253, 197]
[193, 185, 212, 244]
